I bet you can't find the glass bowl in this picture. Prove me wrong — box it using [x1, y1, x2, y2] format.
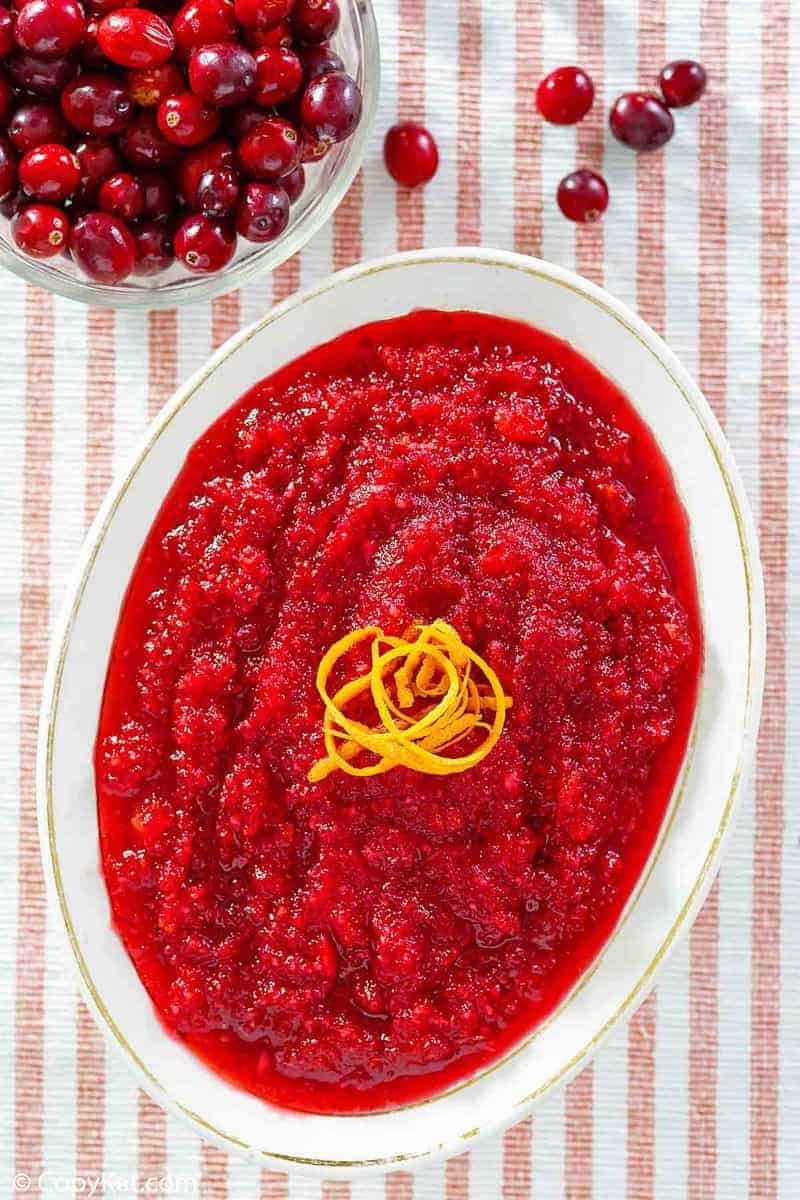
[0, 0, 379, 309]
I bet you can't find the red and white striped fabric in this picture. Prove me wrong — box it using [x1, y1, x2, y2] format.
[3, 0, 797, 1196]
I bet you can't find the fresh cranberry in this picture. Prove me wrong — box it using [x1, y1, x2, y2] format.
[235, 177, 287, 240]
[15, 0, 86, 58]
[252, 44, 301, 104]
[297, 124, 326, 161]
[195, 162, 238, 214]
[119, 109, 180, 165]
[61, 72, 133, 134]
[281, 161, 302, 201]
[6, 51, 78, 95]
[610, 91, 674, 151]
[79, 17, 107, 67]
[0, 186, 26, 217]
[383, 122, 438, 187]
[234, 0, 291, 31]
[292, 0, 338, 45]
[536, 65, 594, 125]
[86, 0, 139, 13]
[174, 210, 235, 271]
[0, 68, 13, 121]
[172, 0, 238, 59]
[556, 169, 609, 223]
[98, 7, 174, 68]
[74, 136, 121, 199]
[189, 42, 256, 106]
[299, 40, 342, 79]
[175, 134, 232, 202]
[299, 71, 360, 144]
[12, 201, 70, 255]
[133, 218, 173, 272]
[659, 59, 707, 108]
[224, 102, 267, 139]
[244, 17, 289, 47]
[98, 169, 144, 218]
[237, 115, 298, 178]
[127, 62, 184, 106]
[71, 208, 136, 280]
[139, 168, 174, 218]
[8, 101, 71, 152]
[0, 136, 18, 200]
[0, 8, 15, 58]
[157, 91, 220, 146]
[19, 141, 80, 200]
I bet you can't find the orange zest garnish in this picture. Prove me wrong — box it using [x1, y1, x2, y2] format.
[307, 620, 512, 783]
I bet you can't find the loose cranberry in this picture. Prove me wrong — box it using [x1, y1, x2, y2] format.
[120, 109, 180, 165]
[383, 122, 438, 188]
[9, 101, 70, 152]
[237, 115, 298, 178]
[299, 40, 342, 79]
[610, 91, 674, 151]
[19, 141, 80, 200]
[252, 44, 301, 104]
[195, 162, 238, 214]
[235, 177, 287, 240]
[98, 169, 144, 218]
[0, 8, 15, 58]
[224, 102, 267, 139]
[133, 218, 173, 272]
[79, 17, 107, 67]
[61, 72, 133, 134]
[281, 160, 302, 201]
[659, 59, 707, 108]
[536, 65, 594, 125]
[139, 168, 174, 218]
[175, 134, 232, 202]
[234, 0, 291, 31]
[0, 136, 18, 200]
[74, 136, 121, 199]
[292, 0, 338, 45]
[157, 91, 220, 146]
[244, 17, 289, 47]
[98, 7, 174, 68]
[6, 50, 78, 95]
[127, 61, 184, 106]
[15, 0, 86, 58]
[299, 71, 360, 144]
[174, 210, 235, 270]
[556, 169, 609, 223]
[189, 42, 256, 106]
[71, 208, 136, 280]
[0, 68, 13, 121]
[172, 0, 238, 59]
[12, 200, 70, 255]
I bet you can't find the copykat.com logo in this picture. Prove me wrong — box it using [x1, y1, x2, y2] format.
[11, 1172, 198, 1196]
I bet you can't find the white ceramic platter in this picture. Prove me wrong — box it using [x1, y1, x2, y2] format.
[38, 248, 765, 1176]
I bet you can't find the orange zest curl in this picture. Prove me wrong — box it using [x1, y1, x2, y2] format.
[307, 620, 513, 783]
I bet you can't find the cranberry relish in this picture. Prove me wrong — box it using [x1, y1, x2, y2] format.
[96, 311, 701, 1113]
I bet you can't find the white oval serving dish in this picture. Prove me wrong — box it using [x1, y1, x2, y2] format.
[38, 248, 765, 1176]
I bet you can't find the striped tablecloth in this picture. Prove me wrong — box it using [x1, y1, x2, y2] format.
[2, 0, 797, 1196]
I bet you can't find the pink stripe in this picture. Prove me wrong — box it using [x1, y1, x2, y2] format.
[200, 1142, 228, 1199]
[575, 0, 604, 286]
[322, 1182, 351, 1200]
[397, 0, 425, 252]
[751, 1, 789, 1195]
[502, 1115, 532, 1199]
[15, 286, 54, 1194]
[333, 170, 363, 270]
[385, 1171, 414, 1200]
[148, 311, 178, 419]
[457, 0, 481, 244]
[212, 291, 241, 350]
[565, 1067, 594, 1200]
[260, 1169, 289, 1198]
[446, 1151, 470, 1198]
[273, 256, 301, 303]
[626, 994, 656, 1200]
[513, 0, 542, 255]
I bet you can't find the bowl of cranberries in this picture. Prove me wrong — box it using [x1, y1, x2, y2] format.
[0, 0, 378, 306]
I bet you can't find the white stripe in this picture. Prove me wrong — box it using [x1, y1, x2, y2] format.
[360, 0, 398, 262]
[540, 0, 577, 270]
[593, 1026, 629, 1195]
[425, 0, 458, 247]
[480, 0, 516, 253]
[531, 1087, 565, 1200]
[470, 1127, 505, 1200]
[602, 0, 639, 309]
[165, 1111, 203, 1192]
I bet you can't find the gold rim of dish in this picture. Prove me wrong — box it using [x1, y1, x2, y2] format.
[40, 249, 764, 1170]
